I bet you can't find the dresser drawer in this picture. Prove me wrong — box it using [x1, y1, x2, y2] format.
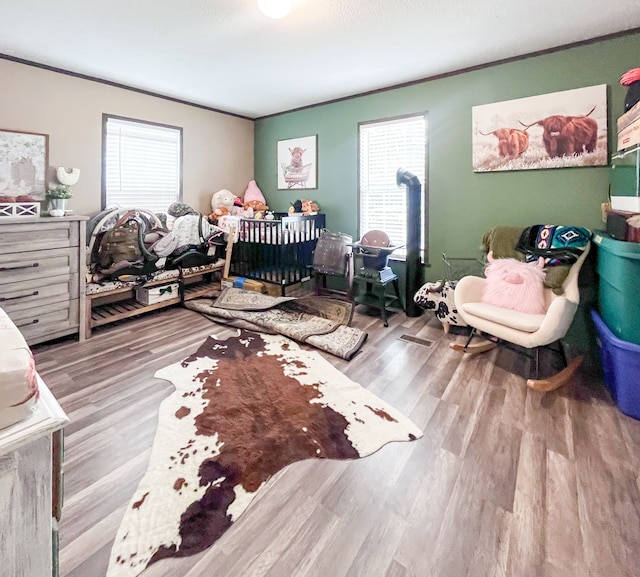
[0, 216, 86, 344]
[0, 220, 79, 254]
[0, 247, 78, 285]
[7, 299, 79, 343]
[0, 274, 79, 315]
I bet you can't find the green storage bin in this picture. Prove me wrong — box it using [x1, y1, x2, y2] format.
[593, 231, 640, 345]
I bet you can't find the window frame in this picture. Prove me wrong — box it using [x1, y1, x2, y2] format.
[357, 111, 429, 264]
[101, 113, 184, 212]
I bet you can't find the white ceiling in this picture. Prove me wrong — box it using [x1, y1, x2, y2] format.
[3, 0, 640, 119]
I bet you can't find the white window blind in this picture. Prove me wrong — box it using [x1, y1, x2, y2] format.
[104, 116, 182, 213]
[359, 115, 427, 258]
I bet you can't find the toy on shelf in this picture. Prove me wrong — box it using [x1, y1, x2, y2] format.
[288, 199, 303, 214]
[288, 199, 319, 215]
[244, 180, 266, 205]
[301, 199, 319, 215]
[243, 199, 269, 219]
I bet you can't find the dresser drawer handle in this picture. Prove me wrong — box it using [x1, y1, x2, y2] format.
[0, 262, 39, 272]
[16, 318, 39, 327]
[0, 290, 39, 303]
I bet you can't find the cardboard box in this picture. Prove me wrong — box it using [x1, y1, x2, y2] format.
[617, 100, 640, 151]
[611, 196, 640, 213]
[221, 277, 266, 293]
[618, 122, 640, 151]
[264, 283, 284, 297]
[135, 282, 179, 305]
[221, 277, 237, 289]
[234, 278, 265, 293]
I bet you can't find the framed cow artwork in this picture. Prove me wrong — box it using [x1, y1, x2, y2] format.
[472, 84, 608, 172]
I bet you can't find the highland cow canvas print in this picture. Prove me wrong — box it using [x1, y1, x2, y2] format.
[472, 84, 608, 172]
[277, 135, 317, 189]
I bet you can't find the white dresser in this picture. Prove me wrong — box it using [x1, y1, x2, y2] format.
[0, 379, 69, 577]
[0, 216, 87, 344]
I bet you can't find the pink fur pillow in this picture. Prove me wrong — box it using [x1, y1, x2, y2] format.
[481, 251, 547, 314]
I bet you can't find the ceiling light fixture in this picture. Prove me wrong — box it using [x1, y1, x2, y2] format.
[258, 0, 292, 19]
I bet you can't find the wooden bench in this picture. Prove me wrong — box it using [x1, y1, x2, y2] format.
[84, 262, 225, 339]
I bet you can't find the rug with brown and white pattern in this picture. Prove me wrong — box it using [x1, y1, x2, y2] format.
[107, 329, 421, 577]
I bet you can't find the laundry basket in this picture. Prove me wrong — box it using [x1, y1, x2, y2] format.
[442, 253, 487, 281]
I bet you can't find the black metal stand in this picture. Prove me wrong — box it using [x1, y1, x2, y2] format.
[350, 269, 403, 327]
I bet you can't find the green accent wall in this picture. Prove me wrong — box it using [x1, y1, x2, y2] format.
[255, 32, 640, 286]
[255, 32, 640, 355]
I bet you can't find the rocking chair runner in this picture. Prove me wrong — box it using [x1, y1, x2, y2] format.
[450, 243, 591, 392]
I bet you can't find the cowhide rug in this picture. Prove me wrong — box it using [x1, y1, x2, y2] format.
[107, 329, 422, 577]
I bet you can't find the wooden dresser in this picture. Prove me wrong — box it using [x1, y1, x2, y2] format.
[0, 216, 87, 344]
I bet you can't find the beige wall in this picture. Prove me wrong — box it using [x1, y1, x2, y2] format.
[0, 59, 254, 216]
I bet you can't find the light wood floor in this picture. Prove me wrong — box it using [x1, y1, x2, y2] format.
[33, 297, 640, 577]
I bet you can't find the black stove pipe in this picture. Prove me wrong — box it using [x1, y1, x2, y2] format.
[396, 168, 423, 317]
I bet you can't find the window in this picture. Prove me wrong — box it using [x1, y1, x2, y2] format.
[358, 113, 427, 260]
[102, 115, 182, 213]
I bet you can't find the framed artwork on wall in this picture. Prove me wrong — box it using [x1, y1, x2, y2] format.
[0, 129, 49, 200]
[277, 135, 317, 189]
[472, 84, 608, 172]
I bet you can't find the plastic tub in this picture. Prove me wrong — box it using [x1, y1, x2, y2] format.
[593, 231, 640, 345]
[591, 310, 640, 420]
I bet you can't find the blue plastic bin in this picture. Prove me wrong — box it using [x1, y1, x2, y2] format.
[593, 231, 640, 345]
[591, 310, 640, 420]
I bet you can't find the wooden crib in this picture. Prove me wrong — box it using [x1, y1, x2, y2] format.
[230, 213, 325, 294]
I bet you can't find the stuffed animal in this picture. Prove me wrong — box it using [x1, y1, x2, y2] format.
[244, 199, 268, 212]
[208, 206, 229, 222]
[243, 180, 266, 205]
[211, 189, 237, 213]
[235, 206, 254, 219]
[481, 251, 546, 314]
[301, 199, 319, 214]
[288, 199, 303, 213]
[241, 199, 267, 220]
